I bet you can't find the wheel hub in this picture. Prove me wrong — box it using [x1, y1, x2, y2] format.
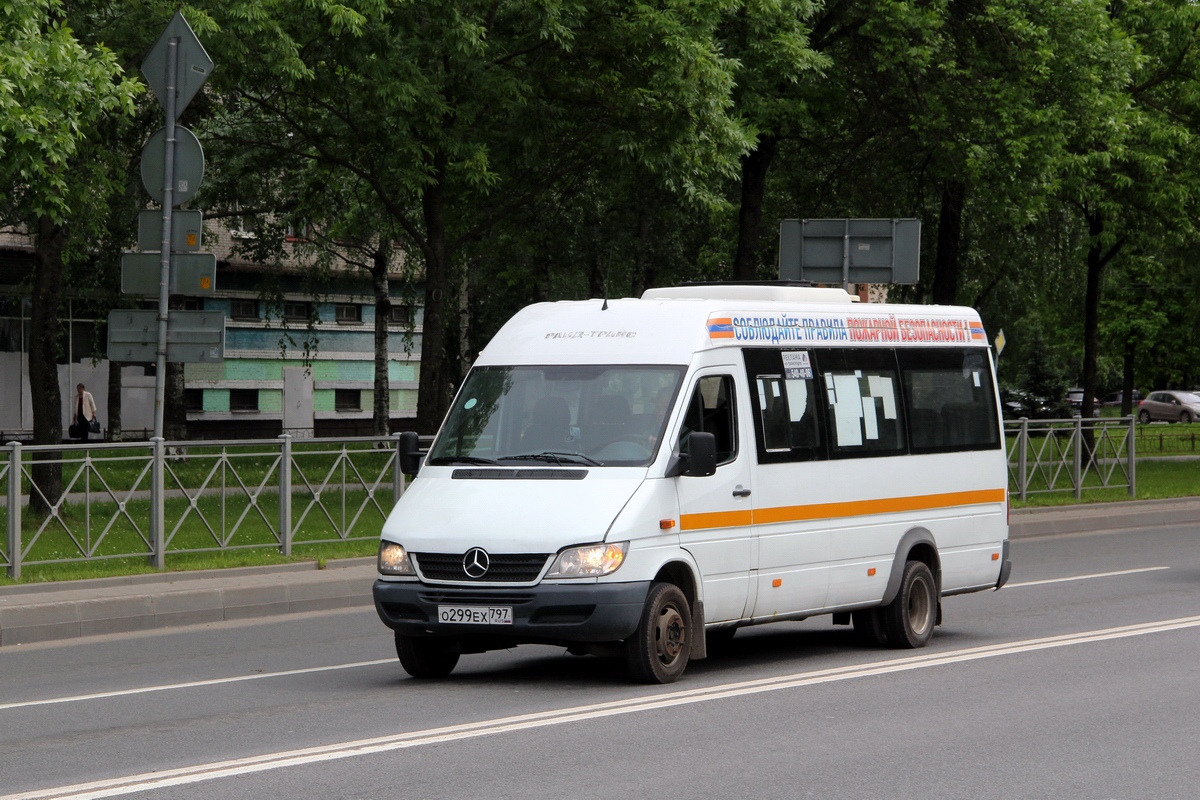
[656, 606, 686, 663]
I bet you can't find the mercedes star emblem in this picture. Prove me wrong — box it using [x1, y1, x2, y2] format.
[462, 547, 490, 579]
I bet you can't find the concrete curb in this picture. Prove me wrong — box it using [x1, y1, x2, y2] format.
[0, 561, 377, 646]
[1009, 497, 1199, 538]
[2, 500, 1197, 647]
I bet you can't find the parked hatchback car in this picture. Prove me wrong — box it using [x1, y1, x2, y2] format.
[1137, 390, 1200, 424]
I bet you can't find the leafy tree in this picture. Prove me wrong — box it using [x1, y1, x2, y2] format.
[196, 0, 749, 432]
[1, 0, 140, 509]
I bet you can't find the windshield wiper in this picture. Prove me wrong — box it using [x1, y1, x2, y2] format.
[498, 452, 603, 467]
[427, 455, 499, 466]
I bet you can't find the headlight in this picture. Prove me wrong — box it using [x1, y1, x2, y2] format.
[378, 540, 415, 576]
[547, 542, 628, 578]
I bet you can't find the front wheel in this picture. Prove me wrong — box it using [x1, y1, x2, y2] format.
[395, 633, 460, 678]
[1139, 409, 1152, 424]
[882, 561, 937, 649]
[625, 582, 692, 684]
[1182, 411, 1193, 424]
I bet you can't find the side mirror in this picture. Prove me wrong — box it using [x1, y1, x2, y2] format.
[398, 430, 423, 476]
[667, 431, 718, 478]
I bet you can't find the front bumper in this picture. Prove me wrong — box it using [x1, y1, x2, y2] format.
[373, 579, 651, 644]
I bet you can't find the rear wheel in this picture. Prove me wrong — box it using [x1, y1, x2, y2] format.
[395, 633, 460, 678]
[625, 582, 691, 684]
[852, 608, 889, 647]
[1139, 409, 1151, 424]
[882, 561, 937, 649]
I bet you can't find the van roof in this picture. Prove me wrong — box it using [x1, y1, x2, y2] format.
[474, 286, 989, 367]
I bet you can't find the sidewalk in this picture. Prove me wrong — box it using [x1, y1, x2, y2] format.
[2, 498, 1197, 647]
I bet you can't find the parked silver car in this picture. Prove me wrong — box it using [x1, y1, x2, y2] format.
[1137, 390, 1200, 424]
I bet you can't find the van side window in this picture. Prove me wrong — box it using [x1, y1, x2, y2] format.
[898, 348, 1000, 452]
[679, 375, 737, 465]
[743, 348, 824, 463]
[816, 349, 906, 458]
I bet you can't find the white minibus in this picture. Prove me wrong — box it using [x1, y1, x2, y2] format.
[374, 284, 1010, 682]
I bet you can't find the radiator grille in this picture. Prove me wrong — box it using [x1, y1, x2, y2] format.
[414, 552, 550, 582]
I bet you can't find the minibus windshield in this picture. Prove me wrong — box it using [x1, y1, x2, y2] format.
[427, 365, 684, 467]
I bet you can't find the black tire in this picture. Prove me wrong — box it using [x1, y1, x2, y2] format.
[1139, 409, 1151, 424]
[882, 561, 937, 649]
[852, 608, 889, 647]
[1182, 411, 1193, 424]
[395, 633, 459, 678]
[625, 582, 692, 684]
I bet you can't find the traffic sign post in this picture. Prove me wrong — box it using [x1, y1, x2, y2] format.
[778, 219, 922, 289]
[138, 210, 202, 251]
[121, 252, 216, 295]
[108, 310, 226, 363]
[136, 11, 213, 439]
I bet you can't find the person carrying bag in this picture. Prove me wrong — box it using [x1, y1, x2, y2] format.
[71, 383, 100, 441]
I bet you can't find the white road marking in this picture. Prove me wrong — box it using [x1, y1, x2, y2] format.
[0, 660, 394, 712]
[0, 567, 1171, 713]
[5, 615, 1200, 800]
[1007, 566, 1169, 587]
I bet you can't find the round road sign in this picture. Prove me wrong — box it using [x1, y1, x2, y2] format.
[140, 125, 205, 206]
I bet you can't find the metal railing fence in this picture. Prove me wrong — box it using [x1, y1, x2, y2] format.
[2, 434, 415, 580]
[1006, 417, 1136, 502]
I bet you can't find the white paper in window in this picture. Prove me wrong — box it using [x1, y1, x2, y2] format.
[832, 374, 863, 446]
[868, 375, 898, 419]
[861, 395, 879, 439]
[757, 379, 768, 411]
[785, 379, 808, 422]
[973, 371, 981, 388]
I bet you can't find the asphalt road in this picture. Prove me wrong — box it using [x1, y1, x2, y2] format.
[2, 522, 1198, 800]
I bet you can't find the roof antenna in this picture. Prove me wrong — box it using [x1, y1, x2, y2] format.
[601, 285, 608, 311]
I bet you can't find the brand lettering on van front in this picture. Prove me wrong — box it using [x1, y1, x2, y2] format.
[544, 330, 638, 340]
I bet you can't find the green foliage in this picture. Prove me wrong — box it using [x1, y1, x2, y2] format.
[0, 0, 140, 222]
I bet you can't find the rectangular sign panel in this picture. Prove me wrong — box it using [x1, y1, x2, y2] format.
[138, 210, 203, 252]
[107, 309, 225, 363]
[778, 218, 921, 285]
[121, 252, 216, 296]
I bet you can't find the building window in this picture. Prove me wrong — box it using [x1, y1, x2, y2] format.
[283, 301, 311, 322]
[335, 389, 362, 411]
[230, 389, 259, 412]
[335, 303, 362, 324]
[285, 220, 312, 242]
[389, 305, 413, 325]
[181, 297, 203, 311]
[184, 389, 204, 412]
[229, 299, 258, 320]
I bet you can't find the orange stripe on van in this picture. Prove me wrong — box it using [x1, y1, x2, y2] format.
[678, 509, 754, 531]
[678, 488, 1005, 531]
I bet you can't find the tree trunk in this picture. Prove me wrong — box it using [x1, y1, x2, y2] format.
[107, 361, 123, 442]
[372, 247, 391, 438]
[588, 215, 605, 299]
[732, 135, 778, 282]
[1121, 339, 1136, 417]
[631, 209, 654, 297]
[415, 153, 455, 435]
[931, 181, 966, 305]
[29, 216, 66, 514]
[1081, 212, 1106, 425]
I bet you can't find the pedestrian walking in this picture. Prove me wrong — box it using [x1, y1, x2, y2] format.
[71, 383, 99, 441]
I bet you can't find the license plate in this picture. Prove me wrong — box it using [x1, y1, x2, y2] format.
[437, 605, 513, 625]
